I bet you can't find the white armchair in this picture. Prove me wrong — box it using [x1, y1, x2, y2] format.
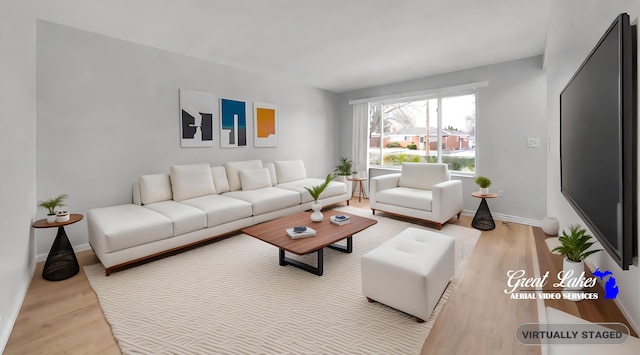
[369, 163, 463, 229]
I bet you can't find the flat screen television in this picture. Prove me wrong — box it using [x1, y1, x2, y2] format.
[560, 13, 637, 270]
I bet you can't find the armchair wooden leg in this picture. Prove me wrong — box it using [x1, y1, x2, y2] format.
[371, 209, 376, 215]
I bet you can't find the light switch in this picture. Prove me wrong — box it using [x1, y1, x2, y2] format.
[527, 137, 541, 148]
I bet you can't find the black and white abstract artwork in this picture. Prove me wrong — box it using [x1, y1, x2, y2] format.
[179, 89, 214, 147]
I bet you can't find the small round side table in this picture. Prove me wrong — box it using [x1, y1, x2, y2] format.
[32, 214, 83, 281]
[471, 192, 498, 231]
[346, 176, 367, 202]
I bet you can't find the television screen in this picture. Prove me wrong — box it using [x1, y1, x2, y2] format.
[560, 13, 636, 270]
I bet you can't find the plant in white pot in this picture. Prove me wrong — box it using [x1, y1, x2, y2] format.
[305, 174, 334, 222]
[551, 224, 602, 298]
[333, 157, 355, 197]
[475, 176, 492, 195]
[37, 194, 68, 223]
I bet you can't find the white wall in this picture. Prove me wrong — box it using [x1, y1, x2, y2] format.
[0, 0, 36, 351]
[337, 56, 548, 223]
[545, 0, 640, 332]
[35, 21, 340, 256]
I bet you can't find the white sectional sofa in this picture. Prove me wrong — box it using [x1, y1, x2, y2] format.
[88, 159, 348, 275]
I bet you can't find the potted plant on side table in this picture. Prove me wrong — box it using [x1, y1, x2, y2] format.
[37, 194, 68, 223]
[475, 176, 492, 195]
[305, 174, 335, 222]
[551, 224, 602, 300]
[334, 157, 356, 197]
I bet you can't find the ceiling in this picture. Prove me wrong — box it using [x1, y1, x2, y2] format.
[36, 0, 551, 93]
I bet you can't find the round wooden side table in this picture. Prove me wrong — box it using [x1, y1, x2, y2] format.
[346, 176, 367, 202]
[32, 214, 83, 281]
[471, 192, 498, 231]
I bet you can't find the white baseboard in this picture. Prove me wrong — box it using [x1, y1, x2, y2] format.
[461, 209, 542, 227]
[0, 261, 36, 353]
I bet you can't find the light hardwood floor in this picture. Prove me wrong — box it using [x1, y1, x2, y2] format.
[5, 197, 636, 354]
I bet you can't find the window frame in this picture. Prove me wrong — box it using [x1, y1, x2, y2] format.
[367, 89, 478, 177]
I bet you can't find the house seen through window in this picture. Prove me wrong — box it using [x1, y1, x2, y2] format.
[368, 92, 476, 173]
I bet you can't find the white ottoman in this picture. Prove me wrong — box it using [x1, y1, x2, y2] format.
[361, 227, 455, 322]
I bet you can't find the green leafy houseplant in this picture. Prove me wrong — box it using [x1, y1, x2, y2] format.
[305, 174, 335, 202]
[37, 194, 68, 216]
[552, 224, 602, 262]
[334, 157, 356, 176]
[475, 176, 492, 189]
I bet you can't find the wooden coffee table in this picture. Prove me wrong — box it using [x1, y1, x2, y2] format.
[242, 211, 376, 276]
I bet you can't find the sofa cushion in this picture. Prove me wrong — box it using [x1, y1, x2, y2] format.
[170, 164, 216, 201]
[211, 166, 230, 193]
[181, 194, 252, 227]
[143, 201, 207, 236]
[224, 159, 263, 191]
[398, 163, 447, 190]
[375, 187, 433, 212]
[274, 160, 307, 184]
[139, 173, 173, 205]
[88, 204, 173, 253]
[224, 187, 300, 215]
[240, 168, 272, 191]
[263, 162, 278, 186]
[277, 178, 346, 203]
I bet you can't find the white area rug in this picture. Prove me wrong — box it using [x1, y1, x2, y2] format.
[84, 207, 480, 354]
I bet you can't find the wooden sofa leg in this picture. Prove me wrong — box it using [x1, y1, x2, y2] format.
[416, 317, 425, 323]
[371, 209, 376, 215]
[105, 268, 111, 276]
[366, 297, 375, 303]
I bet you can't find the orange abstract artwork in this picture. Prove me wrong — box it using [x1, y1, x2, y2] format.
[256, 108, 276, 138]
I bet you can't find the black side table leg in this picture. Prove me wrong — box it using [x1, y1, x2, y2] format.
[43, 226, 79, 281]
[472, 198, 496, 231]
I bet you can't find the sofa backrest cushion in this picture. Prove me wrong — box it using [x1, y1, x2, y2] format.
[224, 159, 263, 191]
[239, 168, 273, 191]
[263, 162, 278, 186]
[211, 166, 231, 193]
[169, 163, 216, 201]
[398, 163, 448, 190]
[139, 173, 173, 205]
[274, 160, 307, 184]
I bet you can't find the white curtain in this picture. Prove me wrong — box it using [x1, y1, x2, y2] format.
[351, 103, 369, 181]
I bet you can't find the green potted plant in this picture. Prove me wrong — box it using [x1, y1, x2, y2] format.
[37, 194, 68, 223]
[334, 157, 355, 177]
[551, 224, 602, 294]
[475, 176, 492, 195]
[334, 157, 355, 197]
[305, 174, 335, 222]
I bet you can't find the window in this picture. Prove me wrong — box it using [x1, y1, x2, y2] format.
[368, 92, 476, 173]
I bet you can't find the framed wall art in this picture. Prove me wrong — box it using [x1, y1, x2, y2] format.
[179, 89, 214, 147]
[253, 102, 278, 147]
[220, 98, 247, 148]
